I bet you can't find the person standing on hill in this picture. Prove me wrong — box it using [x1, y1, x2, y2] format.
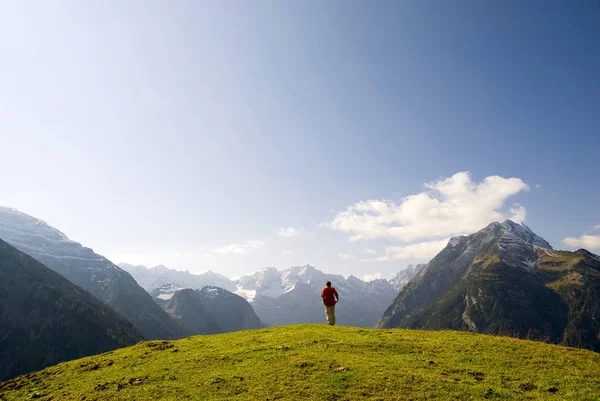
[321, 281, 339, 326]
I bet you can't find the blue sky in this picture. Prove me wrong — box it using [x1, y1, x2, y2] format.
[1, 1, 598, 279]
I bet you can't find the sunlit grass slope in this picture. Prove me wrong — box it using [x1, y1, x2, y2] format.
[1, 325, 599, 400]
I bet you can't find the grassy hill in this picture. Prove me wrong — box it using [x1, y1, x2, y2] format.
[1, 325, 599, 400]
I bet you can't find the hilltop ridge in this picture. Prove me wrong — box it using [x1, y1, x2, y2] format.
[1, 325, 599, 400]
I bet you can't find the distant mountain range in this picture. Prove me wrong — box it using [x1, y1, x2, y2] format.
[123, 263, 420, 328]
[152, 285, 262, 334]
[0, 238, 143, 381]
[0, 207, 186, 340]
[119, 263, 236, 292]
[377, 220, 600, 352]
[235, 265, 400, 327]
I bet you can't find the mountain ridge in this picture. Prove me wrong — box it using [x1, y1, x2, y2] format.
[0, 206, 186, 340]
[119, 263, 236, 292]
[376, 219, 600, 351]
[153, 285, 263, 334]
[0, 238, 144, 381]
[122, 262, 422, 327]
[235, 264, 400, 327]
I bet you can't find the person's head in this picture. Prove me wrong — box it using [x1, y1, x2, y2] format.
[326, 281, 331, 287]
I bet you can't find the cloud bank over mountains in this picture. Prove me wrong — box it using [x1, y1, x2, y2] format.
[563, 224, 600, 250]
[114, 172, 537, 272]
[113, 171, 600, 274]
[327, 172, 530, 261]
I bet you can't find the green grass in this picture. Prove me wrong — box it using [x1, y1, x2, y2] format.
[1, 325, 599, 400]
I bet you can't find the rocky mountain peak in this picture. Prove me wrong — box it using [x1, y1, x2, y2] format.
[196, 286, 227, 299]
[447, 235, 467, 248]
[500, 219, 552, 249]
[0, 206, 72, 243]
[292, 264, 317, 276]
[149, 282, 184, 300]
[389, 264, 425, 291]
[0, 206, 89, 257]
[377, 219, 600, 352]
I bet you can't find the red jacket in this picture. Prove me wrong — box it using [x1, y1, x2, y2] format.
[321, 286, 339, 307]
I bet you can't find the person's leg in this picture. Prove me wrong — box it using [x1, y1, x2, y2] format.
[331, 304, 336, 326]
[325, 306, 334, 325]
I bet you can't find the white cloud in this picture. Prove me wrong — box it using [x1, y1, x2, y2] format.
[508, 204, 527, 223]
[338, 252, 355, 259]
[327, 172, 529, 242]
[245, 240, 265, 249]
[361, 249, 377, 255]
[594, 225, 600, 230]
[359, 239, 450, 263]
[213, 244, 247, 255]
[535, 184, 542, 189]
[562, 235, 600, 250]
[277, 227, 302, 237]
[281, 249, 292, 255]
[382, 239, 450, 260]
[213, 240, 265, 255]
[363, 272, 382, 282]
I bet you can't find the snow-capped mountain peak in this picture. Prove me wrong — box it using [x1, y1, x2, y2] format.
[389, 264, 426, 291]
[234, 267, 284, 301]
[0, 206, 73, 243]
[0, 206, 93, 259]
[120, 264, 237, 292]
[500, 219, 553, 249]
[448, 235, 467, 248]
[150, 282, 184, 300]
[121, 259, 424, 328]
[198, 285, 226, 299]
